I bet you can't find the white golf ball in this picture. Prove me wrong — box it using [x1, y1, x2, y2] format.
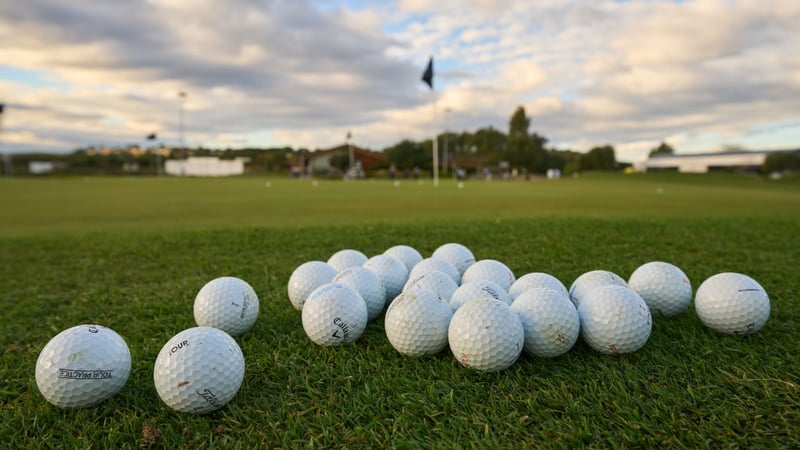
[449, 280, 511, 311]
[333, 266, 386, 321]
[509, 272, 569, 300]
[461, 259, 516, 291]
[628, 261, 692, 317]
[408, 258, 461, 285]
[432, 243, 476, 276]
[448, 297, 524, 371]
[287, 261, 337, 310]
[385, 289, 453, 356]
[362, 254, 408, 302]
[327, 249, 368, 273]
[403, 270, 459, 303]
[695, 272, 770, 335]
[153, 327, 245, 414]
[35, 325, 131, 408]
[511, 288, 579, 358]
[301, 283, 368, 346]
[569, 270, 628, 308]
[193, 276, 259, 336]
[384, 245, 423, 273]
[578, 285, 652, 354]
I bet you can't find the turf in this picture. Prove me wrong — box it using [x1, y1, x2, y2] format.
[1, 173, 799, 448]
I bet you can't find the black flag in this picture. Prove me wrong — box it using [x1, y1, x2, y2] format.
[421, 57, 433, 89]
[0, 104, 4, 114]
[146, 133, 157, 140]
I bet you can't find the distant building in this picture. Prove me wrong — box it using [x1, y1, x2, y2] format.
[29, 161, 65, 175]
[164, 156, 245, 177]
[636, 149, 798, 173]
[306, 144, 387, 176]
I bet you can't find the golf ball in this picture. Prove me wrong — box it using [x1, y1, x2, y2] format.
[569, 270, 628, 308]
[628, 261, 692, 317]
[327, 249, 368, 273]
[694, 272, 770, 335]
[509, 272, 569, 300]
[578, 285, 652, 354]
[193, 276, 259, 336]
[448, 297, 524, 371]
[287, 261, 337, 310]
[511, 288, 579, 358]
[384, 245, 423, 273]
[409, 257, 461, 285]
[362, 254, 409, 302]
[153, 327, 245, 414]
[385, 289, 453, 356]
[432, 243, 476, 276]
[35, 325, 131, 408]
[332, 266, 386, 321]
[461, 259, 516, 291]
[403, 270, 459, 303]
[302, 283, 368, 346]
[449, 280, 511, 311]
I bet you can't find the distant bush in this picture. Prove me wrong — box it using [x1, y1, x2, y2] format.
[762, 151, 800, 173]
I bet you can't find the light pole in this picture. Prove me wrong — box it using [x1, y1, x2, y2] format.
[443, 107, 453, 178]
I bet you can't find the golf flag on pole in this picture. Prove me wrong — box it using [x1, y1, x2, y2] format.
[146, 133, 157, 140]
[421, 57, 433, 89]
[0, 104, 4, 114]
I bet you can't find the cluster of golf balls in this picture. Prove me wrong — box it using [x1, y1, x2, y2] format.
[288, 244, 771, 371]
[35, 276, 259, 413]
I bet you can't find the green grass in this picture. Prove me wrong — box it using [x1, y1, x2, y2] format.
[1, 173, 799, 448]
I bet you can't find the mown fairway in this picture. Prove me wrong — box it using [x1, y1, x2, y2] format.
[1, 173, 799, 448]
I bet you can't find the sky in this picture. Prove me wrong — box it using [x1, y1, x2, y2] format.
[0, 0, 799, 162]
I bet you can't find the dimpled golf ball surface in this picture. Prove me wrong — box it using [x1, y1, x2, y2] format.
[449, 280, 511, 311]
[403, 270, 459, 303]
[628, 261, 692, 317]
[569, 270, 628, 308]
[509, 272, 570, 300]
[327, 249, 368, 273]
[409, 258, 461, 285]
[287, 261, 337, 310]
[36, 325, 131, 408]
[695, 272, 770, 335]
[461, 259, 516, 291]
[333, 266, 386, 321]
[432, 243, 476, 276]
[578, 285, 652, 354]
[511, 288, 579, 358]
[448, 298, 524, 371]
[193, 277, 259, 336]
[362, 254, 408, 302]
[384, 245, 423, 273]
[385, 289, 453, 356]
[153, 327, 244, 414]
[302, 283, 367, 346]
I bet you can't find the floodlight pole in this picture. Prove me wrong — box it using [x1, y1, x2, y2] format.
[432, 99, 439, 187]
[347, 132, 354, 177]
[443, 107, 452, 179]
[178, 91, 187, 155]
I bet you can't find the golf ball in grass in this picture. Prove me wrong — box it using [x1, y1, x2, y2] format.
[628, 261, 692, 317]
[449, 280, 511, 311]
[409, 257, 461, 285]
[153, 327, 245, 414]
[193, 277, 259, 336]
[511, 288, 579, 358]
[509, 272, 570, 301]
[384, 245, 423, 273]
[36, 325, 131, 408]
[461, 259, 516, 291]
[333, 266, 386, 321]
[694, 272, 770, 335]
[432, 243, 476, 276]
[385, 289, 453, 356]
[327, 249, 368, 273]
[362, 254, 409, 302]
[578, 285, 652, 355]
[448, 297, 524, 371]
[287, 261, 337, 310]
[302, 283, 367, 346]
[569, 270, 628, 308]
[403, 270, 459, 303]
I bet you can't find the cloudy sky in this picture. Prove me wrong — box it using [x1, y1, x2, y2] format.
[1, 0, 798, 162]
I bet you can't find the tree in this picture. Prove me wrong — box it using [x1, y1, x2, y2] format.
[762, 151, 800, 173]
[581, 145, 616, 171]
[383, 140, 428, 169]
[649, 142, 674, 158]
[505, 106, 546, 172]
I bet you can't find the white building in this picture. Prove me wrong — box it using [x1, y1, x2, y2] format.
[637, 150, 794, 173]
[164, 156, 245, 177]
